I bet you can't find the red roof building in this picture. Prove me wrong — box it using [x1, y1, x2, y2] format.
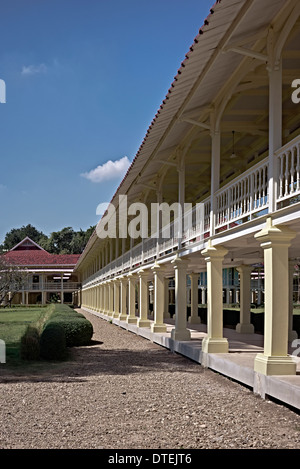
[3, 237, 81, 305]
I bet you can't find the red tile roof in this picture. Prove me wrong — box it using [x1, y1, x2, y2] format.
[4, 250, 80, 267]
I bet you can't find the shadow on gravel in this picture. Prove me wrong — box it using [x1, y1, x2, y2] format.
[0, 342, 203, 384]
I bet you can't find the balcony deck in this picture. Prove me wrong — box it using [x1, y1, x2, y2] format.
[80, 307, 300, 411]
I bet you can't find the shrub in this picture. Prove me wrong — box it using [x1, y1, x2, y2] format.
[20, 326, 40, 360]
[47, 316, 93, 346]
[44, 304, 93, 347]
[40, 323, 67, 360]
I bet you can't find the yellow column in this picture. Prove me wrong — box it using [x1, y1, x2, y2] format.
[107, 281, 114, 317]
[236, 265, 254, 333]
[113, 279, 120, 318]
[97, 285, 101, 311]
[119, 276, 128, 321]
[127, 273, 137, 324]
[98, 285, 102, 312]
[151, 262, 167, 333]
[188, 273, 201, 324]
[164, 278, 171, 319]
[103, 283, 107, 314]
[171, 256, 190, 341]
[137, 269, 151, 328]
[201, 243, 229, 353]
[254, 218, 296, 375]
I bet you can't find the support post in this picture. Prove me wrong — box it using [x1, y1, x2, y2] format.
[188, 273, 201, 324]
[201, 243, 229, 353]
[113, 279, 120, 318]
[236, 265, 254, 333]
[119, 276, 128, 321]
[171, 256, 191, 341]
[254, 218, 296, 375]
[137, 269, 151, 328]
[127, 273, 137, 324]
[151, 262, 167, 332]
[164, 278, 171, 319]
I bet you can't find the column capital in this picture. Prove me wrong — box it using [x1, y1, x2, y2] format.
[119, 275, 127, 285]
[236, 264, 253, 274]
[127, 272, 137, 280]
[151, 261, 165, 273]
[137, 268, 149, 279]
[201, 242, 228, 261]
[189, 272, 199, 279]
[171, 254, 189, 269]
[255, 218, 296, 247]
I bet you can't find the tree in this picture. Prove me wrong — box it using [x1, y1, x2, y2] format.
[1, 224, 96, 255]
[69, 226, 95, 254]
[0, 255, 29, 307]
[39, 226, 95, 254]
[2, 224, 47, 251]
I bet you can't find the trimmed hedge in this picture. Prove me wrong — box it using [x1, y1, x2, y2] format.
[20, 326, 40, 360]
[20, 304, 94, 361]
[45, 305, 93, 346]
[40, 323, 67, 360]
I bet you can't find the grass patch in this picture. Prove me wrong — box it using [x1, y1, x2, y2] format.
[0, 307, 44, 364]
[0, 304, 93, 367]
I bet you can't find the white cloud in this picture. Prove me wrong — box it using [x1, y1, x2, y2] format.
[81, 156, 131, 183]
[21, 63, 47, 76]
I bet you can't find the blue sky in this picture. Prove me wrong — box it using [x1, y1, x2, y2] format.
[0, 0, 214, 243]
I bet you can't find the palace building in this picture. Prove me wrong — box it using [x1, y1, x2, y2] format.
[4, 237, 80, 305]
[74, 0, 300, 406]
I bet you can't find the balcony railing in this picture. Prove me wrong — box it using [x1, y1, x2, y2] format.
[83, 134, 300, 287]
[276, 137, 300, 206]
[25, 282, 81, 291]
[215, 158, 269, 232]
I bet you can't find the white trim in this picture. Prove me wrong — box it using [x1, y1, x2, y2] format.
[10, 236, 46, 252]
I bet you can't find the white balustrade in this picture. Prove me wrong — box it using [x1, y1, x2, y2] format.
[276, 135, 300, 204]
[215, 159, 269, 230]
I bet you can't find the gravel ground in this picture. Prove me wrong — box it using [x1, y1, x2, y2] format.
[0, 309, 300, 450]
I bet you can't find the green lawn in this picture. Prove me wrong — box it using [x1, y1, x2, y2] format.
[0, 307, 45, 362]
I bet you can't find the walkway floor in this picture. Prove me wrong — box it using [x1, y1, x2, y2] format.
[82, 308, 300, 411]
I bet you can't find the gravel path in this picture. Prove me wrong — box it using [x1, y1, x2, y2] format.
[0, 309, 300, 450]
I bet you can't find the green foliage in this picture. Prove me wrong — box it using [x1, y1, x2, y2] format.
[45, 304, 93, 346]
[38, 225, 95, 254]
[1, 304, 93, 363]
[1, 224, 95, 254]
[20, 326, 40, 360]
[2, 224, 48, 251]
[40, 323, 67, 360]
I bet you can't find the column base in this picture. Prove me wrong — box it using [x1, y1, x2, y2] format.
[235, 323, 254, 334]
[188, 316, 201, 324]
[137, 319, 151, 328]
[254, 353, 296, 375]
[171, 328, 191, 341]
[119, 313, 127, 321]
[127, 316, 138, 324]
[202, 337, 229, 353]
[151, 323, 167, 333]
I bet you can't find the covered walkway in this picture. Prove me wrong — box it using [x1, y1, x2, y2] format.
[80, 307, 300, 411]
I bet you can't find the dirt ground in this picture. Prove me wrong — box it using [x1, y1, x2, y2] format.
[0, 309, 299, 450]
